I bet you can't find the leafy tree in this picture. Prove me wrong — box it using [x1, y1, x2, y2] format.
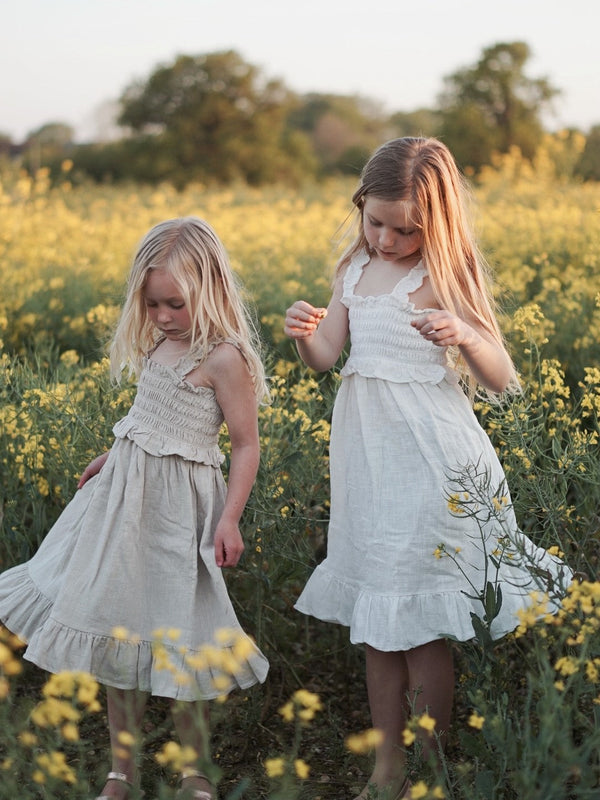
[117, 50, 314, 186]
[438, 41, 559, 171]
[287, 93, 388, 175]
[575, 125, 600, 181]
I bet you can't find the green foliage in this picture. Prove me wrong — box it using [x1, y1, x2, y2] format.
[438, 41, 559, 172]
[8, 42, 599, 187]
[575, 125, 600, 181]
[115, 51, 313, 187]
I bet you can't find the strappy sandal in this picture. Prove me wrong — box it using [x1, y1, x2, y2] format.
[93, 771, 145, 799]
[176, 768, 216, 800]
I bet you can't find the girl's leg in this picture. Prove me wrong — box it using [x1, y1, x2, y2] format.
[99, 687, 149, 798]
[356, 640, 454, 798]
[405, 639, 454, 759]
[357, 646, 410, 799]
[171, 700, 214, 798]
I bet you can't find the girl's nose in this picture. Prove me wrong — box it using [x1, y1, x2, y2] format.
[379, 227, 395, 247]
[157, 307, 172, 323]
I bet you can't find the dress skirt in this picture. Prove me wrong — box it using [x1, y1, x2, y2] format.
[0, 437, 268, 700]
[295, 373, 572, 651]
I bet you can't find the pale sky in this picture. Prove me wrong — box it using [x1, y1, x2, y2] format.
[2, 0, 599, 143]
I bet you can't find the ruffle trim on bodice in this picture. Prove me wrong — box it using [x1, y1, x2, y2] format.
[340, 358, 452, 384]
[112, 357, 225, 465]
[1, 564, 268, 701]
[112, 418, 224, 466]
[340, 251, 455, 385]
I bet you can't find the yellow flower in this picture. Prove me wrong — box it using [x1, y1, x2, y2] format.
[18, 731, 38, 747]
[555, 656, 579, 677]
[402, 728, 416, 747]
[214, 628, 237, 645]
[212, 674, 231, 693]
[264, 757, 286, 778]
[35, 751, 77, 784]
[61, 722, 79, 741]
[32, 770, 46, 785]
[345, 728, 384, 753]
[447, 494, 464, 514]
[293, 689, 322, 712]
[417, 712, 436, 733]
[232, 635, 254, 661]
[279, 701, 294, 722]
[117, 731, 136, 747]
[294, 758, 310, 779]
[409, 780, 429, 799]
[468, 712, 485, 730]
[155, 741, 198, 772]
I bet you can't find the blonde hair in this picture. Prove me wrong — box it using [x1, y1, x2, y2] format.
[110, 217, 269, 400]
[338, 137, 518, 392]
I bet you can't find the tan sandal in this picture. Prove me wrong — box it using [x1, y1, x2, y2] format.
[176, 768, 216, 800]
[94, 770, 145, 799]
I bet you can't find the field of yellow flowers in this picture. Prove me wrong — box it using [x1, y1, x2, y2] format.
[0, 145, 599, 799]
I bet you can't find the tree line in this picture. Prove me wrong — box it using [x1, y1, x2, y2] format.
[3, 41, 600, 185]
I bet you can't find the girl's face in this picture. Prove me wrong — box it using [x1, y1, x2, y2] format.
[363, 197, 423, 264]
[143, 269, 192, 342]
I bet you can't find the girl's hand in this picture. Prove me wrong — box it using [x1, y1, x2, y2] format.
[77, 451, 110, 489]
[412, 309, 516, 393]
[214, 521, 245, 568]
[411, 310, 473, 348]
[284, 301, 328, 340]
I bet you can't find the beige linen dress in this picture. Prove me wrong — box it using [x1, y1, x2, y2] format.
[294, 250, 572, 650]
[0, 347, 268, 700]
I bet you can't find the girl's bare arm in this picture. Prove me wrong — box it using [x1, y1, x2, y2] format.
[284, 275, 349, 371]
[206, 343, 261, 568]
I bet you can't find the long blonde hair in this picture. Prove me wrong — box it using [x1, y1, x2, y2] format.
[339, 137, 518, 391]
[110, 217, 268, 400]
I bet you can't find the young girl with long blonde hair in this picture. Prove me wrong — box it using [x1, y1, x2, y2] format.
[285, 138, 571, 799]
[0, 217, 269, 800]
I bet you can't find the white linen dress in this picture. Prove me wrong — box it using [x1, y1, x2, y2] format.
[0, 347, 269, 700]
[294, 251, 572, 650]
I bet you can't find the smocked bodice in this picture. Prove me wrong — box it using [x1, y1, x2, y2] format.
[112, 353, 225, 466]
[340, 250, 454, 384]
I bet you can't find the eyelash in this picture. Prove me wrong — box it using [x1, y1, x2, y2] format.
[145, 302, 185, 309]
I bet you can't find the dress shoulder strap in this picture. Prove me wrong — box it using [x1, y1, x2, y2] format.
[391, 262, 427, 302]
[177, 339, 243, 379]
[342, 250, 370, 297]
